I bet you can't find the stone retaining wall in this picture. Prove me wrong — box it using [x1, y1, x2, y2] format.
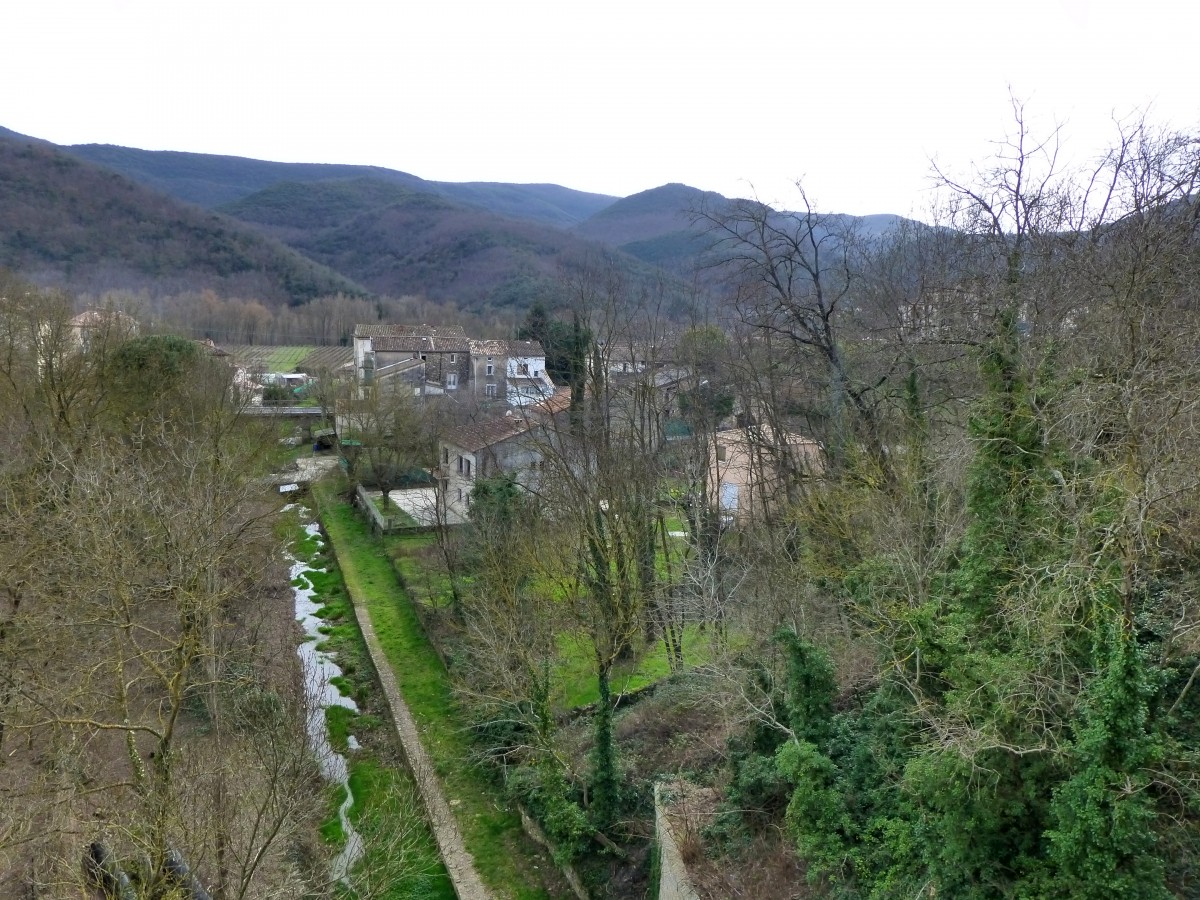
[654, 782, 702, 900]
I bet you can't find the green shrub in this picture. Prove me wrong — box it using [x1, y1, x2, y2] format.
[508, 765, 590, 866]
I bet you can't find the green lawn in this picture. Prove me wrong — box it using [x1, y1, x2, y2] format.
[316, 486, 553, 900]
[263, 346, 312, 370]
[383, 531, 460, 611]
[553, 626, 723, 709]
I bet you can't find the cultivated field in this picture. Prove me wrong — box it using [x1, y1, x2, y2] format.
[224, 345, 354, 372]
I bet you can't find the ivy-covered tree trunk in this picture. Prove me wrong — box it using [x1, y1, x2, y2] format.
[589, 665, 619, 831]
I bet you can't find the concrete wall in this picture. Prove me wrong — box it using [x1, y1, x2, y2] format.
[654, 782, 701, 900]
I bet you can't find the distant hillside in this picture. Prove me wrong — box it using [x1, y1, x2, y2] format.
[218, 178, 416, 233]
[575, 183, 727, 246]
[577, 184, 914, 274]
[434, 182, 616, 228]
[230, 183, 667, 308]
[0, 135, 366, 303]
[0, 126, 52, 147]
[1, 127, 911, 317]
[572, 183, 732, 272]
[66, 143, 616, 228]
[65, 144, 429, 209]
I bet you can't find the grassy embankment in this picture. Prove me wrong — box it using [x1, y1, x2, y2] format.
[286, 510, 455, 900]
[314, 485, 555, 900]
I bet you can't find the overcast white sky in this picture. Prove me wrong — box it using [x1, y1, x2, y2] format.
[5, 0, 1197, 218]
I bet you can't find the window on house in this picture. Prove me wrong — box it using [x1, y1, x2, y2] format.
[518, 363, 530, 376]
[446, 373, 458, 390]
[717, 445, 727, 462]
[421, 354, 427, 362]
[457, 488, 463, 503]
[485, 383, 497, 398]
[465, 459, 472, 477]
[442, 448, 449, 464]
[450, 353, 456, 362]
[457, 456, 464, 474]
[486, 363, 494, 376]
[720, 482, 739, 510]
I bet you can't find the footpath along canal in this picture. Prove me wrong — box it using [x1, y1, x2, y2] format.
[314, 485, 571, 899]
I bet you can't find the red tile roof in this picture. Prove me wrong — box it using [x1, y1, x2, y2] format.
[442, 415, 537, 453]
[354, 323, 467, 338]
[441, 389, 572, 452]
[370, 334, 472, 353]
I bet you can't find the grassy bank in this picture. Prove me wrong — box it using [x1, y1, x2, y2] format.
[286, 509, 455, 900]
[314, 483, 556, 900]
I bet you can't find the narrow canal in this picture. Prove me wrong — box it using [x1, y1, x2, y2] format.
[287, 511, 365, 885]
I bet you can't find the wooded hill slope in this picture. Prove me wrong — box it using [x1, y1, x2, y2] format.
[219, 177, 680, 307]
[0, 134, 366, 304]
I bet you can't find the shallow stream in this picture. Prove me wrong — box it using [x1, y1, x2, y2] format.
[287, 512, 365, 885]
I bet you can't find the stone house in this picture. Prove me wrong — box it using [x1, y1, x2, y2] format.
[436, 388, 571, 521]
[353, 324, 554, 406]
[437, 415, 546, 521]
[353, 324, 472, 396]
[70, 308, 139, 351]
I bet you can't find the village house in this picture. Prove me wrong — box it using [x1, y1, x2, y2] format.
[708, 426, 821, 521]
[502, 339, 556, 406]
[605, 363, 694, 451]
[436, 389, 571, 521]
[70, 307, 139, 351]
[438, 415, 545, 521]
[353, 323, 472, 396]
[37, 307, 138, 376]
[193, 338, 256, 395]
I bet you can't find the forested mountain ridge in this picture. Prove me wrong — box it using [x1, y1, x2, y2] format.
[217, 177, 419, 233]
[574, 182, 914, 273]
[0, 125, 913, 320]
[0, 129, 699, 312]
[0, 133, 367, 303]
[66, 141, 618, 227]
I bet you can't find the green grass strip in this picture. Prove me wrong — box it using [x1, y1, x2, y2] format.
[343, 759, 456, 900]
[318, 488, 552, 900]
